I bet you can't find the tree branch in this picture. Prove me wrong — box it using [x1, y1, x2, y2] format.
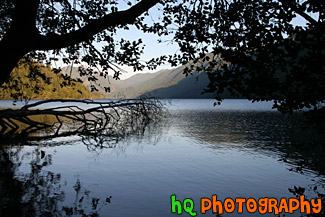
[34, 0, 160, 51]
[0, 99, 165, 141]
[12, 0, 40, 27]
[280, 0, 318, 27]
[293, 8, 318, 27]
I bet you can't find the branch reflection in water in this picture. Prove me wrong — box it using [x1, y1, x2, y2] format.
[0, 98, 167, 216]
[0, 99, 324, 217]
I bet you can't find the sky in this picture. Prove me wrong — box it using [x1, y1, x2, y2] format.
[98, 2, 179, 79]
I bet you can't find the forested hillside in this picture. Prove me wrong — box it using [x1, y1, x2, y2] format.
[0, 61, 105, 100]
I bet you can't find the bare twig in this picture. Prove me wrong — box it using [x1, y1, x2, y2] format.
[0, 98, 165, 144]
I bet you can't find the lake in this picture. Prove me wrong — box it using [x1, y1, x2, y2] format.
[0, 99, 324, 217]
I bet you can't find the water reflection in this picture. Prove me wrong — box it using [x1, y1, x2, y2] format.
[171, 109, 325, 175]
[0, 99, 165, 145]
[172, 110, 292, 154]
[168, 108, 324, 216]
[0, 100, 324, 217]
[0, 114, 168, 216]
[0, 146, 111, 217]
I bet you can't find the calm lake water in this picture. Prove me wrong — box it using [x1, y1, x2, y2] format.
[0, 99, 324, 217]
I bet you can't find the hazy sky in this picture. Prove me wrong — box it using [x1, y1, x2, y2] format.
[104, 3, 179, 79]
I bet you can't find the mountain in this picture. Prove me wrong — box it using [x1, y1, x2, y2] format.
[107, 65, 216, 99]
[141, 71, 214, 98]
[61, 55, 233, 99]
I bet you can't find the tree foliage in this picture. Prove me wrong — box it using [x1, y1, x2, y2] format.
[0, 0, 324, 118]
[150, 0, 324, 115]
[0, 0, 161, 87]
[0, 59, 105, 100]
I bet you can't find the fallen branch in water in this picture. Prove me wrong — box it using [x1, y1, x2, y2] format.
[0, 98, 165, 143]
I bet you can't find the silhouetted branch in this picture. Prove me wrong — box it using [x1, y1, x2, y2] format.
[0, 98, 165, 142]
[34, 0, 160, 50]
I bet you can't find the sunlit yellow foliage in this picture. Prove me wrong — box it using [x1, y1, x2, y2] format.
[0, 60, 105, 100]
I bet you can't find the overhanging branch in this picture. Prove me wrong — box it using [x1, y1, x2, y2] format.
[293, 8, 318, 27]
[34, 0, 161, 51]
[280, 0, 319, 27]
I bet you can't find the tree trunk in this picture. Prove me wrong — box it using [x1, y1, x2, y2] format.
[0, 0, 40, 86]
[0, 0, 160, 87]
[0, 38, 29, 86]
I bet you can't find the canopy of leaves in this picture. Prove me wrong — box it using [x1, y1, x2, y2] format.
[145, 0, 324, 116]
[0, 0, 162, 86]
